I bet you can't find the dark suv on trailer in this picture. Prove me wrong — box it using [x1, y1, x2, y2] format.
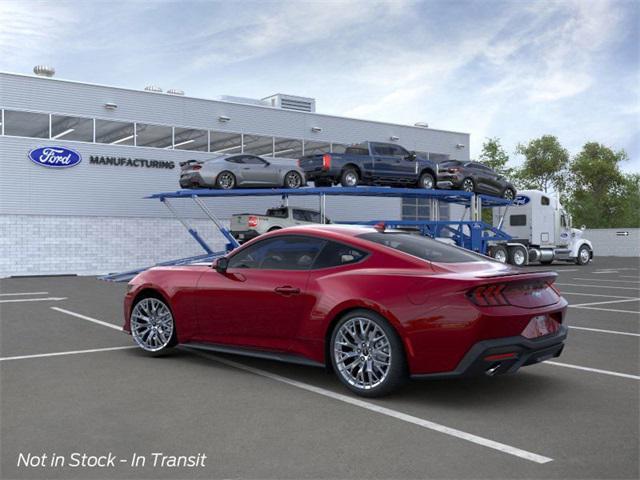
[437, 160, 516, 199]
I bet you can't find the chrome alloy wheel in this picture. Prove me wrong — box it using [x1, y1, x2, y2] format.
[579, 246, 590, 264]
[217, 172, 235, 189]
[512, 248, 526, 266]
[334, 317, 391, 390]
[504, 188, 515, 201]
[344, 172, 358, 186]
[462, 178, 474, 192]
[131, 298, 174, 352]
[285, 171, 302, 188]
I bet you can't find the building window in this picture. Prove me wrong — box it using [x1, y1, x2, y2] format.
[210, 131, 243, 154]
[3, 110, 49, 138]
[173, 127, 208, 151]
[51, 114, 93, 142]
[273, 137, 303, 159]
[243, 134, 274, 156]
[135, 123, 173, 148]
[95, 119, 135, 145]
[304, 140, 331, 155]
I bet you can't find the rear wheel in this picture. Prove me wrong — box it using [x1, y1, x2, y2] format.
[284, 170, 303, 189]
[462, 177, 475, 192]
[491, 245, 508, 263]
[130, 295, 177, 355]
[216, 171, 236, 189]
[418, 172, 435, 189]
[340, 168, 359, 187]
[503, 188, 516, 201]
[508, 245, 528, 266]
[330, 310, 407, 397]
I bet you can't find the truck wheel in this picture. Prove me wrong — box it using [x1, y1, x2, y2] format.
[216, 171, 236, 189]
[462, 178, 475, 192]
[340, 168, 359, 187]
[418, 172, 435, 190]
[508, 245, 528, 266]
[576, 245, 591, 265]
[491, 245, 508, 263]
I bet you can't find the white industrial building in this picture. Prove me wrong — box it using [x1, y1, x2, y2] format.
[0, 69, 470, 277]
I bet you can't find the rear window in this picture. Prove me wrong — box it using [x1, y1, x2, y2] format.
[266, 208, 288, 218]
[358, 232, 484, 263]
[345, 147, 369, 156]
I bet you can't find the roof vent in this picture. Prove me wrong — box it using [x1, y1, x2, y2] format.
[167, 89, 185, 96]
[262, 94, 316, 113]
[33, 65, 55, 77]
[144, 85, 163, 93]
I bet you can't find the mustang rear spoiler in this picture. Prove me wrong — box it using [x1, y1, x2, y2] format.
[179, 160, 201, 168]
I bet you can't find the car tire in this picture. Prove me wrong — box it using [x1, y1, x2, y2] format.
[491, 245, 508, 263]
[508, 245, 528, 266]
[216, 171, 236, 189]
[340, 168, 359, 187]
[130, 294, 177, 356]
[284, 171, 303, 189]
[462, 177, 475, 193]
[418, 172, 435, 190]
[576, 245, 591, 265]
[268, 226, 281, 232]
[330, 309, 407, 398]
[503, 188, 516, 201]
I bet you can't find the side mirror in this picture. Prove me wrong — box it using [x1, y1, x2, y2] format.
[215, 257, 229, 273]
[407, 151, 417, 161]
[581, 225, 586, 231]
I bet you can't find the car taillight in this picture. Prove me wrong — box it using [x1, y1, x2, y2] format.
[192, 165, 202, 170]
[448, 167, 460, 173]
[322, 153, 332, 170]
[468, 284, 509, 306]
[248, 216, 259, 228]
[297, 159, 301, 167]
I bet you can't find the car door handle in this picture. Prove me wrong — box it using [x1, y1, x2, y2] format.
[274, 286, 301, 295]
[243, 167, 251, 170]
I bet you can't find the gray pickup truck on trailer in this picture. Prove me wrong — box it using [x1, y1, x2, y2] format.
[298, 141, 439, 189]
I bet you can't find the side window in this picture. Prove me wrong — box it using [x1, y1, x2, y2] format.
[243, 155, 267, 165]
[561, 215, 567, 227]
[312, 241, 368, 269]
[510, 215, 527, 226]
[228, 236, 326, 270]
[226, 156, 244, 164]
[390, 145, 410, 158]
[541, 196, 550, 206]
[307, 211, 321, 223]
[292, 209, 308, 221]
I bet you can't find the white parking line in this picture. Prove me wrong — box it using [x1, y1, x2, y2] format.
[188, 349, 553, 464]
[557, 283, 640, 291]
[570, 298, 640, 307]
[593, 271, 620, 274]
[555, 269, 580, 273]
[545, 361, 640, 380]
[0, 297, 67, 304]
[569, 305, 640, 315]
[50, 307, 123, 331]
[0, 346, 136, 362]
[561, 291, 637, 299]
[0, 291, 49, 296]
[569, 326, 640, 337]
[572, 278, 640, 284]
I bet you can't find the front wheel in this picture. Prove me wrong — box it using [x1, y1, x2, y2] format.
[576, 245, 591, 265]
[130, 296, 177, 355]
[284, 170, 303, 189]
[330, 310, 407, 397]
[418, 172, 435, 189]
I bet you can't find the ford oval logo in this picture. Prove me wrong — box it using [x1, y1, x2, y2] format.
[513, 195, 530, 206]
[28, 146, 82, 168]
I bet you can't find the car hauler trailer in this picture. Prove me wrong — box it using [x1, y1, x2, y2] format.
[488, 189, 593, 267]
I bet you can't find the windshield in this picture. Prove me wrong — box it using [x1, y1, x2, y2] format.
[358, 232, 485, 263]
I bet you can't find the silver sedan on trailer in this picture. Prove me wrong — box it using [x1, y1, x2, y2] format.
[179, 154, 307, 189]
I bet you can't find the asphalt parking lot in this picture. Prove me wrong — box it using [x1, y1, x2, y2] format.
[1, 257, 638, 479]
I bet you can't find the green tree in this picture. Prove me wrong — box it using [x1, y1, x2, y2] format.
[515, 135, 569, 193]
[565, 142, 638, 228]
[479, 137, 513, 177]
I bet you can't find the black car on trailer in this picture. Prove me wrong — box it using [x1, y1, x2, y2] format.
[437, 160, 516, 199]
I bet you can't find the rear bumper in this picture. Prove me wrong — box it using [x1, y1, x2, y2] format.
[179, 172, 207, 188]
[411, 325, 568, 379]
[230, 230, 261, 241]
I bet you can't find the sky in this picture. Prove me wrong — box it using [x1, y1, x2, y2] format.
[1, 0, 638, 172]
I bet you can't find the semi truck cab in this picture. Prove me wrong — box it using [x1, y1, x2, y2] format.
[490, 190, 593, 266]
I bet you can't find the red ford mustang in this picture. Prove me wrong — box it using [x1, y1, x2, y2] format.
[123, 225, 568, 397]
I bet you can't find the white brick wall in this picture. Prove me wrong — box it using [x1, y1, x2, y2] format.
[584, 228, 640, 257]
[0, 215, 229, 277]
